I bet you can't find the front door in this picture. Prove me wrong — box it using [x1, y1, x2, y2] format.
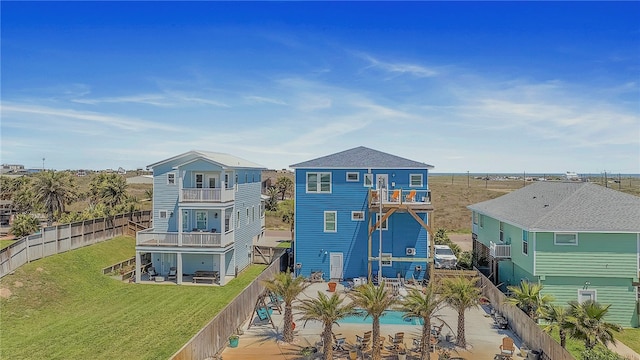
[329, 252, 343, 280]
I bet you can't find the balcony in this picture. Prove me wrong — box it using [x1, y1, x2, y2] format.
[490, 241, 511, 259]
[180, 187, 235, 203]
[136, 229, 234, 248]
[370, 189, 432, 208]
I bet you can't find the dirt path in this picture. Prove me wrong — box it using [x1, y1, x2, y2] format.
[448, 233, 472, 251]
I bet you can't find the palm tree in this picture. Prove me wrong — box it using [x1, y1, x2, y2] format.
[262, 271, 309, 343]
[349, 282, 396, 360]
[507, 281, 554, 321]
[297, 291, 357, 360]
[279, 199, 294, 240]
[441, 276, 481, 348]
[566, 300, 622, 350]
[275, 176, 293, 200]
[10, 213, 40, 238]
[398, 286, 445, 360]
[99, 174, 129, 208]
[540, 304, 570, 348]
[32, 171, 76, 226]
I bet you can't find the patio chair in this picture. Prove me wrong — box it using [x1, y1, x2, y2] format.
[390, 189, 401, 202]
[147, 266, 158, 281]
[356, 331, 372, 347]
[387, 332, 404, 350]
[256, 307, 271, 321]
[405, 189, 417, 202]
[167, 267, 177, 281]
[499, 337, 515, 356]
[431, 322, 444, 338]
[332, 332, 347, 352]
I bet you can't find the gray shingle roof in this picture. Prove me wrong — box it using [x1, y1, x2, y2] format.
[148, 150, 265, 169]
[290, 146, 434, 169]
[468, 182, 640, 232]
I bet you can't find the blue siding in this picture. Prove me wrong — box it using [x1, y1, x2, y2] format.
[295, 168, 430, 280]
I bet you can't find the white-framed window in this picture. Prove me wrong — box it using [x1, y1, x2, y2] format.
[225, 174, 230, 189]
[351, 211, 365, 221]
[246, 208, 250, 224]
[499, 222, 505, 242]
[159, 210, 168, 219]
[182, 211, 189, 231]
[236, 210, 240, 228]
[522, 230, 529, 255]
[324, 211, 337, 232]
[235, 174, 239, 192]
[381, 253, 392, 267]
[473, 212, 478, 225]
[578, 289, 596, 303]
[410, 174, 423, 187]
[167, 173, 176, 185]
[346, 172, 360, 182]
[555, 233, 578, 246]
[376, 213, 388, 230]
[196, 211, 207, 230]
[252, 206, 255, 222]
[195, 173, 204, 188]
[307, 172, 332, 193]
[363, 173, 373, 187]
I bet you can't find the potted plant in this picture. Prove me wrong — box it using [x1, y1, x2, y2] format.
[328, 281, 337, 292]
[228, 334, 239, 348]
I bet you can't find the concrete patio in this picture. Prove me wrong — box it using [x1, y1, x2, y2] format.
[221, 282, 530, 360]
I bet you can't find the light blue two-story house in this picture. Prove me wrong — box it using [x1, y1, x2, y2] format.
[135, 150, 265, 285]
[290, 146, 434, 282]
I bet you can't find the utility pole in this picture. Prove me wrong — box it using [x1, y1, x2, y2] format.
[523, 171, 526, 187]
[42, 157, 45, 171]
[451, 173, 454, 185]
[467, 171, 470, 188]
[618, 173, 621, 190]
[604, 171, 608, 188]
[485, 174, 488, 189]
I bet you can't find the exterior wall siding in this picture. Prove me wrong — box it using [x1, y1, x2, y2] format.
[295, 168, 430, 280]
[232, 180, 262, 274]
[153, 163, 180, 232]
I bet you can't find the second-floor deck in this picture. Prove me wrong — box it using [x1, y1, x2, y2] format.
[136, 228, 234, 248]
[180, 187, 235, 203]
[369, 188, 433, 211]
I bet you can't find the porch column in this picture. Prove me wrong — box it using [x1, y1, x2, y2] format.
[135, 251, 142, 283]
[218, 254, 226, 286]
[176, 252, 183, 285]
[178, 206, 183, 246]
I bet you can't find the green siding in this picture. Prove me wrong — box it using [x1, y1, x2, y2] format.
[536, 232, 638, 277]
[542, 276, 638, 328]
[498, 261, 535, 288]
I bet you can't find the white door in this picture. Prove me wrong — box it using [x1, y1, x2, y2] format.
[161, 253, 176, 274]
[329, 252, 343, 280]
[376, 174, 389, 201]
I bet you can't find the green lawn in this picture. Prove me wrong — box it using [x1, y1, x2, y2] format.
[0, 236, 266, 359]
[617, 328, 640, 353]
[0, 239, 14, 249]
[276, 240, 292, 248]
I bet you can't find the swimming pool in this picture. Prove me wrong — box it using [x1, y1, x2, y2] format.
[339, 310, 424, 325]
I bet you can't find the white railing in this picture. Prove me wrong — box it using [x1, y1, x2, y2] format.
[490, 241, 511, 258]
[136, 229, 234, 248]
[370, 189, 431, 205]
[180, 188, 235, 203]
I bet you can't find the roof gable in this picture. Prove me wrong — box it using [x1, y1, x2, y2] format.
[290, 146, 434, 169]
[468, 182, 640, 232]
[148, 150, 265, 170]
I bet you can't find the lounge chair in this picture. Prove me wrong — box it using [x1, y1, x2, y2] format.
[356, 331, 372, 347]
[431, 322, 444, 338]
[332, 332, 347, 351]
[147, 266, 158, 281]
[405, 189, 417, 202]
[387, 332, 404, 350]
[390, 189, 401, 202]
[167, 267, 177, 280]
[499, 336, 515, 356]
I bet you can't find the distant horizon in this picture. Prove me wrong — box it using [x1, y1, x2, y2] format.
[2, 2, 639, 173]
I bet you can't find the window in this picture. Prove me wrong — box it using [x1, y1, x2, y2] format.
[159, 210, 168, 219]
[555, 233, 578, 245]
[499, 222, 504, 242]
[209, 177, 216, 188]
[236, 211, 240, 228]
[324, 211, 337, 232]
[235, 174, 239, 191]
[522, 230, 529, 255]
[410, 174, 423, 187]
[376, 213, 388, 230]
[363, 173, 373, 187]
[381, 253, 392, 267]
[246, 208, 250, 224]
[196, 211, 207, 230]
[195, 173, 204, 188]
[252, 206, 255, 222]
[479, 214, 484, 228]
[346, 172, 360, 182]
[578, 289, 596, 303]
[182, 211, 188, 231]
[225, 174, 230, 188]
[307, 172, 332, 193]
[351, 211, 365, 221]
[472, 212, 478, 225]
[167, 173, 176, 185]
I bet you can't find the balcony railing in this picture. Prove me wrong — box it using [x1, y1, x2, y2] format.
[136, 229, 234, 248]
[180, 188, 235, 203]
[370, 188, 431, 205]
[490, 241, 511, 258]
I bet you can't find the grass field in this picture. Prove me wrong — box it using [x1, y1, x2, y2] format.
[0, 236, 266, 359]
[0, 240, 14, 249]
[616, 328, 640, 353]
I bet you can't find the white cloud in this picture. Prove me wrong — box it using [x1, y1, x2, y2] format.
[359, 53, 438, 78]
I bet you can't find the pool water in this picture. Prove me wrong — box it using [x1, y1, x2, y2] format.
[339, 310, 424, 325]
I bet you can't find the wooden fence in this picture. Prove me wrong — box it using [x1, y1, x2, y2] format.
[0, 211, 151, 278]
[171, 257, 283, 360]
[477, 270, 575, 360]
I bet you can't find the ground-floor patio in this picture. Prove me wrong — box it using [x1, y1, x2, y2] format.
[221, 282, 529, 360]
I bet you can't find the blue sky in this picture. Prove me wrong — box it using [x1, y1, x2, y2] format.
[2, 2, 639, 174]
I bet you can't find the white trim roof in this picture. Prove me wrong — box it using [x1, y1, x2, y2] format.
[147, 150, 265, 170]
[468, 182, 640, 232]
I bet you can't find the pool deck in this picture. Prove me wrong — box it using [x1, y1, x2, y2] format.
[221, 282, 528, 360]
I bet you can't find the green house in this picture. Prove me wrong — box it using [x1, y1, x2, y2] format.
[468, 182, 640, 327]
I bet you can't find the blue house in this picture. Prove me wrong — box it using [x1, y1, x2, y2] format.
[135, 150, 265, 285]
[291, 146, 435, 282]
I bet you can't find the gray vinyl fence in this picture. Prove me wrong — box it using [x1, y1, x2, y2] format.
[171, 257, 283, 360]
[477, 270, 575, 360]
[0, 211, 151, 278]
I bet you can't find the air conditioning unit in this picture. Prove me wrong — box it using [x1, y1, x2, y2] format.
[406, 248, 416, 256]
